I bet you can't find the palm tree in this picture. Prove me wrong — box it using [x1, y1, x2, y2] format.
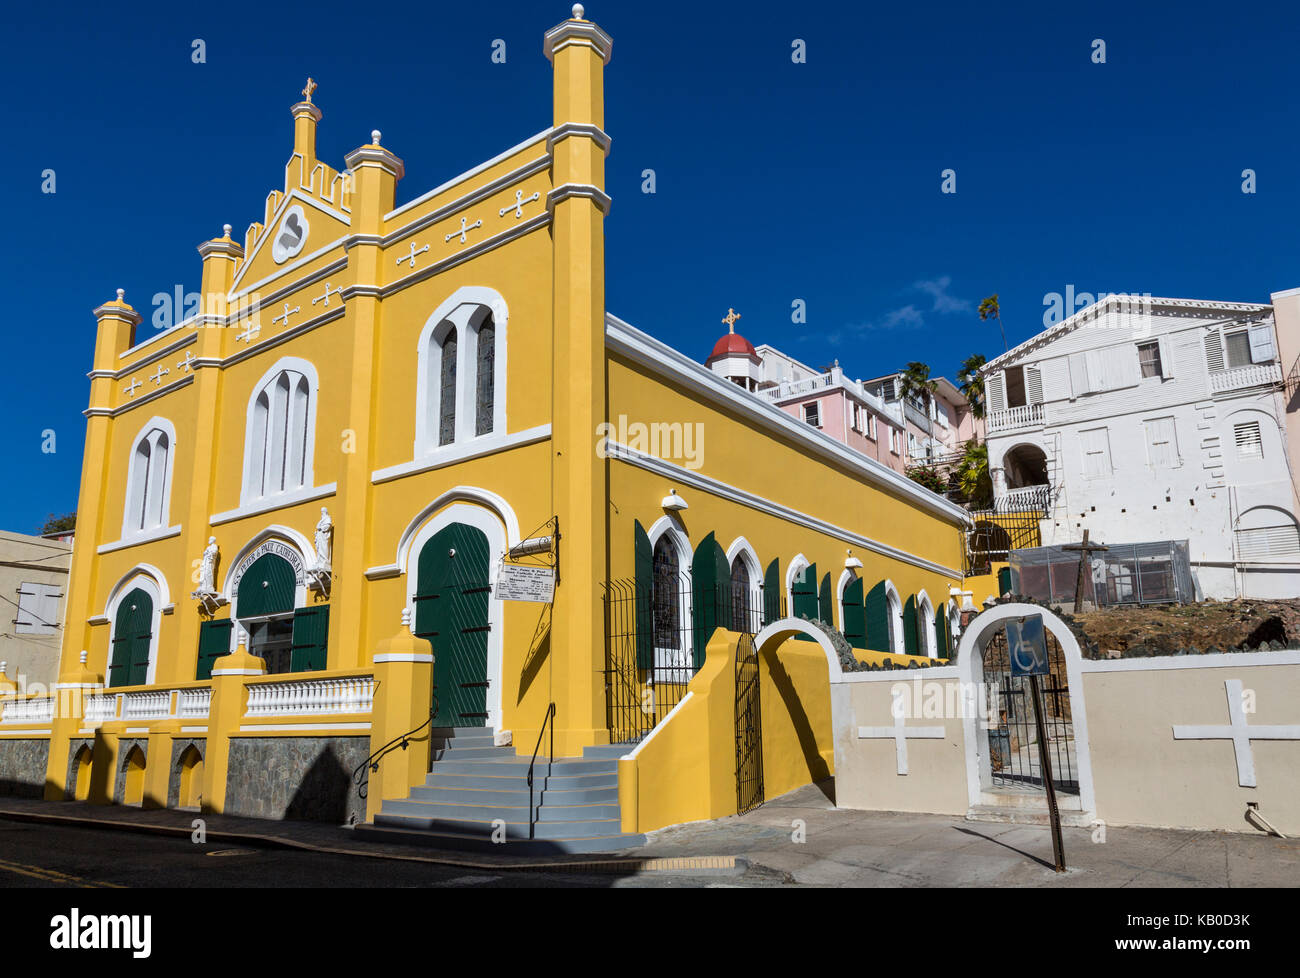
[957, 353, 987, 421]
[898, 361, 939, 463]
[979, 295, 1007, 352]
[955, 439, 993, 509]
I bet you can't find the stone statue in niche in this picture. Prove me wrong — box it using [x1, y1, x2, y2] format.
[199, 537, 219, 593]
[314, 507, 333, 572]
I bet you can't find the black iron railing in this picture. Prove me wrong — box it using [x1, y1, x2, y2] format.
[527, 702, 555, 839]
[353, 686, 438, 801]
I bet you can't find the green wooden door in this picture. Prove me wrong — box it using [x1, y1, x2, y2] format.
[414, 523, 492, 727]
[196, 618, 234, 681]
[691, 532, 729, 671]
[109, 588, 153, 688]
[903, 596, 919, 655]
[762, 558, 781, 625]
[865, 581, 889, 652]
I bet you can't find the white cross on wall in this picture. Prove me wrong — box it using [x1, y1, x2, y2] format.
[235, 322, 261, 344]
[177, 351, 197, 373]
[123, 377, 142, 397]
[857, 693, 946, 775]
[445, 217, 482, 244]
[149, 364, 169, 386]
[499, 189, 540, 219]
[395, 242, 429, 268]
[312, 282, 344, 308]
[1172, 678, 1300, 788]
[272, 303, 300, 327]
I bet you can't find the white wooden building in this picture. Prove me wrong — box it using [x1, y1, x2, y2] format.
[979, 294, 1300, 600]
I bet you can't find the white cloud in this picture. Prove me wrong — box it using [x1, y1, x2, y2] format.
[912, 276, 971, 315]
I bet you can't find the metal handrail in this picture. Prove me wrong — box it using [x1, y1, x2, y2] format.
[527, 702, 556, 840]
[352, 686, 438, 801]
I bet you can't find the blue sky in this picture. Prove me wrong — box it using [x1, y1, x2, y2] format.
[4, 0, 1300, 532]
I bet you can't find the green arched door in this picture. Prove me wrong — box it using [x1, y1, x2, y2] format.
[414, 523, 493, 727]
[109, 588, 153, 688]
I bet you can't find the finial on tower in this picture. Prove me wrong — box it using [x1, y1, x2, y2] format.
[572, 3, 585, 19]
[116, 288, 125, 302]
[222, 224, 232, 237]
[371, 129, 382, 145]
[302, 77, 317, 104]
[722, 307, 741, 333]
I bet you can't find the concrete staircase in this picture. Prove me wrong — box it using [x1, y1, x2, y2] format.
[356, 727, 646, 854]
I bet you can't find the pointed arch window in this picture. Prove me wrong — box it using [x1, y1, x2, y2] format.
[243, 362, 316, 505]
[416, 291, 508, 456]
[123, 420, 176, 538]
[729, 555, 752, 632]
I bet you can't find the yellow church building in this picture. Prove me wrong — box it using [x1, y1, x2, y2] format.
[0, 5, 988, 852]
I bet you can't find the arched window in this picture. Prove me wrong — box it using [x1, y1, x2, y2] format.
[652, 535, 681, 650]
[416, 290, 508, 455]
[886, 584, 904, 655]
[243, 361, 316, 505]
[123, 420, 175, 537]
[917, 592, 937, 658]
[729, 554, 752, 632]
[439, 326, 458, 446]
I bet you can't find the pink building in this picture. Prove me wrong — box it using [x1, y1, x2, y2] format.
[704, 327, 909, 474]
[862, 372, 984, 471]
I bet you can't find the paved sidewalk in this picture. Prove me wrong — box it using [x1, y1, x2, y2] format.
[2, 783, 1296, 886]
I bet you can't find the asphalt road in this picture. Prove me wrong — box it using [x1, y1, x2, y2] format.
[0, 818, 768, 889]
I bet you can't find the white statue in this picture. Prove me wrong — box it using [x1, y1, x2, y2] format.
[314, 507, 333, 572]
[199, 536, 219, 594]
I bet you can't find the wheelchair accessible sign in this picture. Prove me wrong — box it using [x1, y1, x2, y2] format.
[1006, 615, 1049, 677]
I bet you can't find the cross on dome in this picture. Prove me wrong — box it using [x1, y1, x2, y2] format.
[722, 307, 741, 333]
[302, 78, 317, 104]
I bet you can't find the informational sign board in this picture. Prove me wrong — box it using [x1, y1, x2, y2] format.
[494, 564, 555, 603]
[1007, 614, 1049, 677]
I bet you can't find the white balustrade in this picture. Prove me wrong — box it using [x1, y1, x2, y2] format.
[1, 697, 54, 724]
[122, 690, 174, 721]
[244, 676, 375, 718]
[84, 693, 119, 723]
[1210, 362, 1282, 394]
[987, 402, 1045, 433]
[177, 688, 212, 719]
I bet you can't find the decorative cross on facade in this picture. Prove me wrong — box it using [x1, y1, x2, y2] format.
[1173, 678, 1300, 788]
[312, 282, 344, 308]
[722, 308, 742, 333]
[499, 189, 540, 219]
[445, 217, 482, 244]
[177, 351, 197, 373]
[235, 322, 261, 344]
[395, 242, 429, 268]
[149, 364, 170, 386]
[123, 377, 142, 398]
[857, 693, 946, 775]
[272, 302, 301, 327]
[302, 78, 317, 104]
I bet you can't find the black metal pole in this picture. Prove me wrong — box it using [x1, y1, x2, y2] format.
[1030, 673, 1066, 873]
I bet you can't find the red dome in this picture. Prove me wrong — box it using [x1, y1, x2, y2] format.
[707, 331, 760, 364]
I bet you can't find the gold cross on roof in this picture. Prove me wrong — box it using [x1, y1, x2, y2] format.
[302, 77, 317, 104]
[722, 307, 741, 333]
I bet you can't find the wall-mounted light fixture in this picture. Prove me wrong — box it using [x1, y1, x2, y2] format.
[662, 489, 688, 512]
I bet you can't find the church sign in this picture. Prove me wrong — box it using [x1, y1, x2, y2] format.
[231, 540, 306, 600]
[494, 564, 555, 603]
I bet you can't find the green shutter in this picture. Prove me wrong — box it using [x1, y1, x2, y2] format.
[903, 596, 919, 656]
[634, 521, 654, 670]
[691, 532, 728, 671]
[818, 573, 833, 624]
[934, 603, 949, 657]
[290, 605, 330, 672]
[841, 577, 866, 649]
[998, 566, 1012, 595]
[235, 552, 297, 619]
[196, 618, 234, 681]
[793, 562, 818, 620]
[762, 558, 780, 625]
[110, 588, 153, 688]
[865, 582, 888, 652]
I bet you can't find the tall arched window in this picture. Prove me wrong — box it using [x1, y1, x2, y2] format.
[415, 290, 508, 456]
[886, 584, 904, 655]
[439, 326, 458, 446]
[652, 534, 681, 650]
[123, 419, 175, 538]
[243, 361, 316, 505]
[729, 555, 752, 632]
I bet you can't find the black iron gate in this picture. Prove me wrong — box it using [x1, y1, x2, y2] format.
[734, 631, 764, 814]
[982, 627, 1078, 793]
